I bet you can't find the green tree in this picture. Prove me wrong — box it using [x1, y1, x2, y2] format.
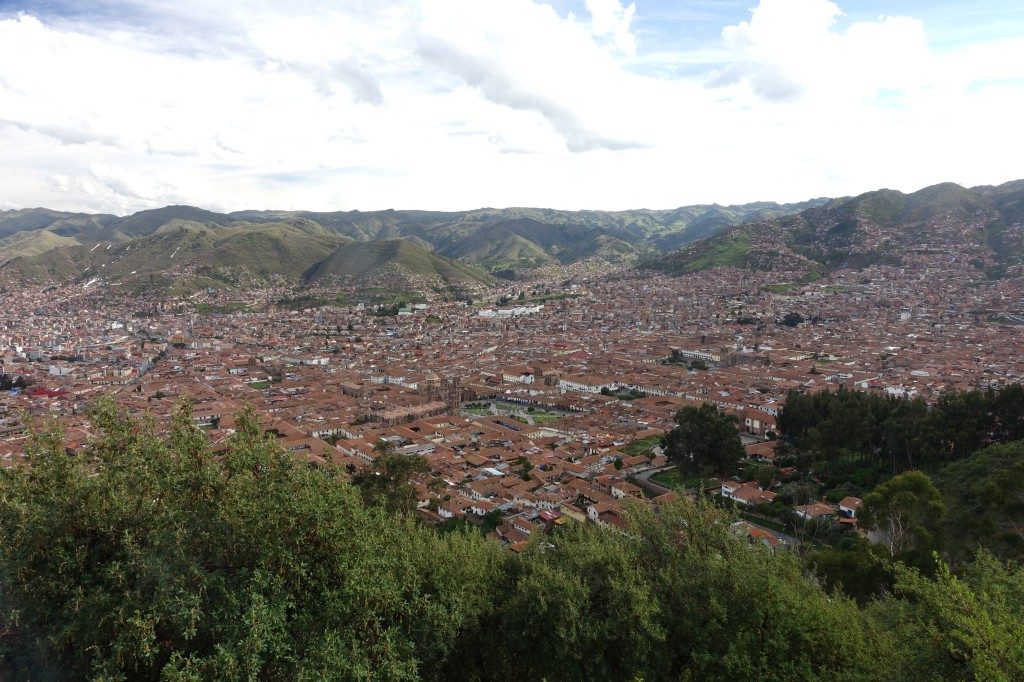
[781, 312, 804, 327]
[808, 542, 895, 603]
[0, 399, 502, 680]
[359, 442, 429, 514]
[861, 470, 946, 563]
[934, 440, 1024, 565]
[883, 552, 1024, 680]
[663, 403, 744, 476]
[5, 400, 1020, 681]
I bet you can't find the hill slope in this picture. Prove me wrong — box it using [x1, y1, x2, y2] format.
[1, 198, 829, 275]
[649, 180, 1024, 277]
[0, 229, 81, 266]
[303, 239, 495, 292]
[6, 222, 346, 291]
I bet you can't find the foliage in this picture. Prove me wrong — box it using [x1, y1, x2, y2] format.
[807, 541, 895, 604]
[777, 384, 1024, 473]
[780, 312, 805, 327]
[620, 435, 661, 456]
[0, 374, 29, 391]
[459, 500, 891, 681]
[881, 552, 1024, 681]
[0, 399, 501, 680]
[860, 471, 946, 565]
[356, 442, 428, 515]
[0, 401, 1021, 680]
[663, 403, 745, 476]
[934, 440, 1024, 565]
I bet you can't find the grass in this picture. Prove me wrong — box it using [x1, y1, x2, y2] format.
[763, 283, 801, 293]
[494, 405, 563, 425]
[682, 233, 751, 273]
[0, 229, 79, 266]
[195, 301, 249, 314]
[249, 381, 270, 390]
[647, 466, 688, 489]
[305, 239, 494, 286]
[365, 290, 421, 307]
[467, 401, 566, 425]
[648, 468, 713, 492]
[621, 436, 661, 456]
[275, 293, 348, 310]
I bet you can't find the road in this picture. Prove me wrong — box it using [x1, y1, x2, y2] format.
[632, 465, 676, 496]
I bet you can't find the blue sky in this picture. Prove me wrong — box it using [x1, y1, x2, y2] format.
[0, 0, 1022, 213]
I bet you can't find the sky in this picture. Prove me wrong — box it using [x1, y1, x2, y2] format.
[0, 0, 1022, 215]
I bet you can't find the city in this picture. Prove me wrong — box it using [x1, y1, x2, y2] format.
[2, 0, 1023, 677]
[3, 243, 1021, 550]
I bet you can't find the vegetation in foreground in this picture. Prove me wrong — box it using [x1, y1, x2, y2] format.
[0, 400, 1021, 680]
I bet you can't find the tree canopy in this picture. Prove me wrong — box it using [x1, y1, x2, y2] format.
[860, 470, 947, 564]
[663, 403, 745, 476]
[0, 400, 1021, 680]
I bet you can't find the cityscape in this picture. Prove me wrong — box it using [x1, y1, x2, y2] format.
[2, 0, 1023, 678]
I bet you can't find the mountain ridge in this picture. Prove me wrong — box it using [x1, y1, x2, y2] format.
[5, 180, 1023, 291]
[0, 197, 831, 276]
[648, 180, 1024, 278]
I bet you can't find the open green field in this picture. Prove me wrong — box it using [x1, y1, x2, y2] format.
[763, 282, 801, 293]
[195, 301, 249, 315]
[275, 293, 348, 310]
[621, 436, 661, 456]
[649, 468, 690, 489]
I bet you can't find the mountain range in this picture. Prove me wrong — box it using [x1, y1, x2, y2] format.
[2, 180, 1022, 294]
[0, 199, 827, 292]
[648, 180, 1024, 279]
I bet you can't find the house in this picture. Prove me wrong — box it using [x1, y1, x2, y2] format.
[744, 440, 777, 463]
[838, 496, 863, 518]
[742, 407, 777, 436]
[586, 500, 620, 523]
[610, 480, 643, 500]
[795, 502, 838, 521]
[501, 366, 535, 384]
[721, 481, 777, 506]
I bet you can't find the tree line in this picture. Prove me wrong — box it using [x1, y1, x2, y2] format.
[0, 400, 1021, 680]
[777, 383, 1024, 472]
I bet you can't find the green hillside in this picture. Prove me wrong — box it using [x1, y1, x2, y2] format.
[0, 208, 115, 240]
[649, 180, 1024, 276]
[0, 229, 80, 266]
[108, 205, 233, 239]
[1, 200, 825, 274]
[303, 239, 495, 289]
[652, 231, 753, 275]
[5, 180, 1021, 285]
[6, 222, 345, 290]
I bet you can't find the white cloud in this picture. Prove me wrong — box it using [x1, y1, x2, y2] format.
[713, 0, 931, 102]
[585, 0, 637, 55]
[0, 0, 1021, 215]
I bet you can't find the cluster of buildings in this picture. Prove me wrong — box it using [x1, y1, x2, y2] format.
[1, 248, 1022, 548]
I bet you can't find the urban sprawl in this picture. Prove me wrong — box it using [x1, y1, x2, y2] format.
[2, 250, 1022, 549]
